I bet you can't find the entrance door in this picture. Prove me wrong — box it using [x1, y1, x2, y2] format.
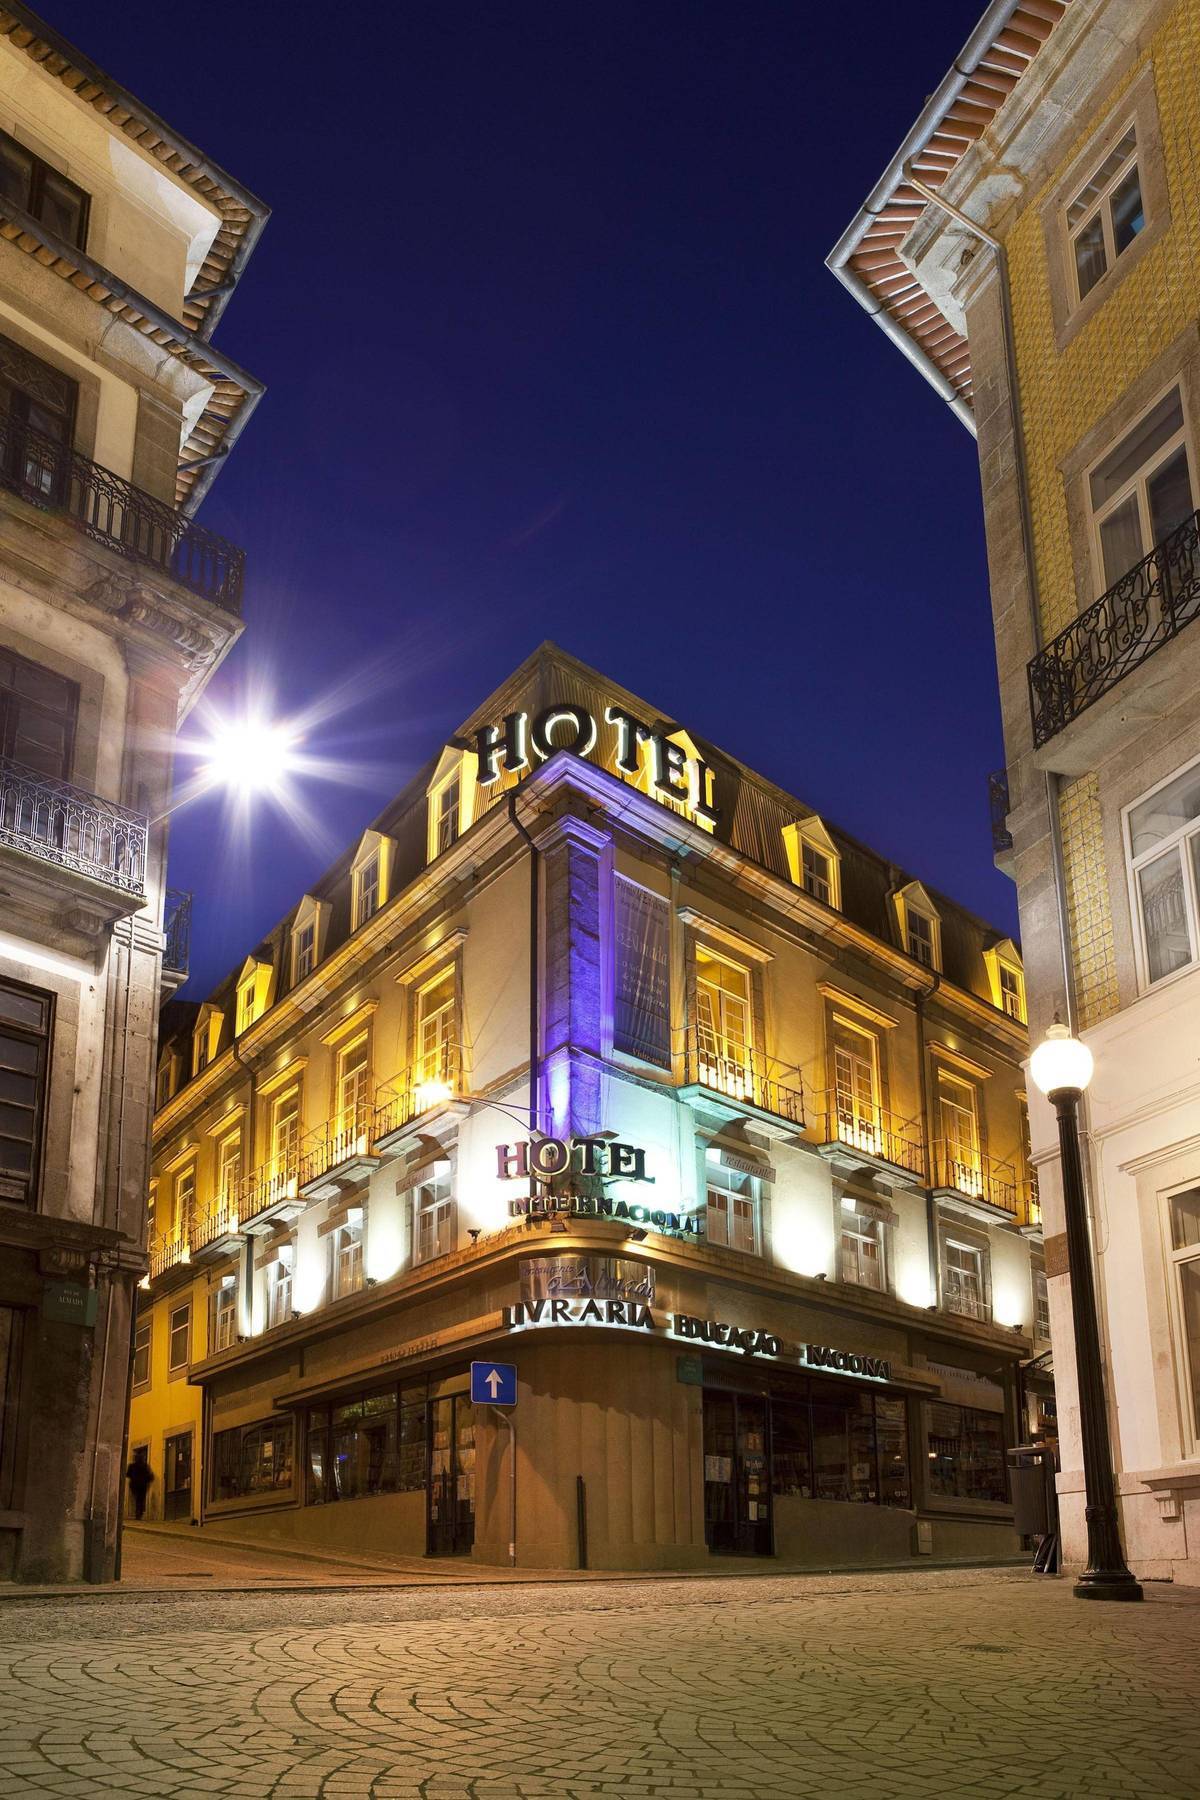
[703, 1391, 772, 1555]
[163, 1429, 192, 1522]
[427, 1393, 475, 1556]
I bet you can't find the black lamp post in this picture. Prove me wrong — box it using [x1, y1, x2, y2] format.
[1030, 1024, 1141, 1602]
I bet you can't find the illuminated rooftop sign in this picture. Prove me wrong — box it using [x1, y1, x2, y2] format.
[475, 703, 719, 824]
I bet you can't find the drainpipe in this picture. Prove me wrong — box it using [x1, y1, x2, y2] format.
[507, 792, 540, 1205]
[231, 1038, 257, 1341]
[915, 970, 942, 1306]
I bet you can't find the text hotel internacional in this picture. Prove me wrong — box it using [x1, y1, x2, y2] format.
[131, 646, 1047, 1570]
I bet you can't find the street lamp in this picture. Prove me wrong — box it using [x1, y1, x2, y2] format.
[1030, 1022, 1142, 1602]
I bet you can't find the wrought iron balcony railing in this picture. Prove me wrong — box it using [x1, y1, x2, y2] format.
[235, 1151, 300, 1227]
[148, 1224, 189, 1279]
[299, 1102, 376, 1189]
[0, 414, 245, 612]
[815, 1097, 925, 1179]
[989, 768, 1013, 855]
[680, 1033, 805, 1127]
[163, 887, 192, 978]
[1028, 510, 1200, 746]
[943, 1282, 991, 1324]
[190, 1195, 239, 1254]
[1019, 1171, 1042, 1232]
[932, 1142, 1018, 1216]
[373, 1053, 463, 1144]
[0, 755, 147, 896]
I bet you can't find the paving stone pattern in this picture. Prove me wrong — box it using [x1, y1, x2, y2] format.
[0, 1568, 1197, 1798]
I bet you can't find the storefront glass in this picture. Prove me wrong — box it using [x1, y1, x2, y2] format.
[925, 1401, 1008, 1503]
[210, 1416, 293, 1501]
[306, 1384, 426, 1504]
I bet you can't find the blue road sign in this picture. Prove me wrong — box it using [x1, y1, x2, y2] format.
[471, 1360, 517, 1406]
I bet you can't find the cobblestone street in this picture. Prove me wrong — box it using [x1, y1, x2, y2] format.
[0, 1566, 1198, 1798]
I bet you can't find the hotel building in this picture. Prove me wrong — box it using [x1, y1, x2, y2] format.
[0, 6, 265, 1579]
[131, 645, 1044, 1570]
[831, 0, 1200, 1577]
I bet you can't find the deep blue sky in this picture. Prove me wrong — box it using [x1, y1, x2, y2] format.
[57, 0, 1016, 993]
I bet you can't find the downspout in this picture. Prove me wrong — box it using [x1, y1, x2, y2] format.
[915, 970, 942, 1307]
[507, 792, 540, 1207]
[231, 1037, 258, 1343]
[902, 166, 1076, 1031]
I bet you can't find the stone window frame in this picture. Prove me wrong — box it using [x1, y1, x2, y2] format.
[131, 1313, 152, 1394]
[1121, 746, 1200, 996]
[935, 1211, 993, 1325]
[833, 1188, 898, 1297]
[1040, 64, 1170, 354]
[166, 1299, 191, 1381]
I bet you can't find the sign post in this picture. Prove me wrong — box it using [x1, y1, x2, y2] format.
[471, 1361, 518, 1566]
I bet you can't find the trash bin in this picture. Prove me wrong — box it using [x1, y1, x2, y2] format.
[1008, 1444, 1059, 1570]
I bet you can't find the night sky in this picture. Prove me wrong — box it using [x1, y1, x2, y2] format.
[53, 0, 1018, 994]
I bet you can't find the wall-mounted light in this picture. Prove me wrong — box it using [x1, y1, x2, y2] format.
[468, 1228, 482, 1244]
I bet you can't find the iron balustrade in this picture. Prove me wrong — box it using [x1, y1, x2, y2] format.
[1028, 509, 1200, 746]
[373, 1052, 462, 1143]
[943, 1282, 991, 1324]
[932, 1141, 1018, 1216]
[1020, 1171, 1042, 1232]
[0, 414, 245, 612]
[816, 1096, 925, 1179]
[148, 1225, 189, 1279]
[163, 887, 192, 978]
[0, 754, 147, 895]
[681, 1033, 805, 1127]
[989, 769, 1013, 854]
[234, 1152, 300, 1227]
[190, 1196, 239, 1253]
[299, 1103, 376, 1189]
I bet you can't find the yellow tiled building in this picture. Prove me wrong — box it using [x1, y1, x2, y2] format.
[833, 0, 1200, 1577]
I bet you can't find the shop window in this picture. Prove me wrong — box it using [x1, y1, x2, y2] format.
[415, 969, 457, 1096]
[306, 1386, 426, 1504]
[1125, 757, 1200, 988]
[330, 1216, 364, 1299]
[1067, 125, 1143, 304]
[266, 1248, 293, 1329]
[209, 1278, 237, 1352]
[839, 1206, 888, 1294]
[768, 1388, 910, 1510]
[1089, 387, 1194, 593]
[167, 1301, 190, 1374]
[1166, 1186, 1200, 1450]
[0, 127, 89, 248]
[414, 1172, 455, 1266]
[925, 1402, 1008, 1504]
[132, 1316, 151, 1391]
[705, 1164, 759, 1255]
[695, 946, 752, 1097]
[613, 878, 670, 1066]
[943, 1240, 990, 1324]
[0, 978, 51, 1207]
[210, 1416, 293, 1502]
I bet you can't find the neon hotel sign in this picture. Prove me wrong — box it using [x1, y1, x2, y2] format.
[475, 703, 719, 824]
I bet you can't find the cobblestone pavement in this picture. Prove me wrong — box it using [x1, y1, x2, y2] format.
[0, 1567, 1197, 1798]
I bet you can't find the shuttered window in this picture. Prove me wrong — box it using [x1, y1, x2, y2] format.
[614, 879, 670, 1066]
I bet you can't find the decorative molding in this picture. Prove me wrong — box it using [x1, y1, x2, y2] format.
[320, 999, 379, 1047]
[677, 907, 773, 963]
[817, 982, 899, 1031]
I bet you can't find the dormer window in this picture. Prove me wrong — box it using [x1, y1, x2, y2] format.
[192, 1004, 222, 1076]
[998, 963, 1024, 1021]
[907, 911, 934, 966]
[427, 750, 476, 863]
[354, 854, 380, 928]
[894, 882, 942, 972]
[235, 957, 272, 1036]
[237, 981, 256, 1034]
[0, 127, 89, 250]
[435, 774, 460, 855]
[983, 938, 1026, 1023]
[782, 818, 841, 911]
[156, 1054, 176, 1111]
[293, 921, 315, 983]
[351, 832, 393, 930]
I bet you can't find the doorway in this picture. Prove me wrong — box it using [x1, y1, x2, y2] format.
[163, 1428, 193, 1522]
[427, 1392, 475, 1556]
[703, 1391, 772, 1555]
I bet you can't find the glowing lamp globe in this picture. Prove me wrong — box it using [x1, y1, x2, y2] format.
[1030, 1023, 1094, 1098]
[201, 716, 295, 797]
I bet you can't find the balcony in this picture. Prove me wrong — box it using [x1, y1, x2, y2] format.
[0, 414, 244, 612]
[1028, 509, 1200, 748]
[148, 1225, 189, 1279]
[234, 1153, 301, 1231]
[373, 1054, 466, 1156]
[190, 1196, 242, 1258]
[988, 768, 1013, 867]
[0, 755, 147, 918]
[299, 1104, 381, 1201]
[678, 1034, 805, 1133]
[814, 1097, 925, 1186]
[163, 888, 192, 979]
[931, 1143, 1018, 1222]
[1019, 1171, 1042, 1235]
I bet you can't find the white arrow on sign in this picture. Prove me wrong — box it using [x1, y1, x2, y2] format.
[485, 1368, 505, 1397]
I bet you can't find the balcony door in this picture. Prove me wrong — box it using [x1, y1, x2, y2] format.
[162, 1428, 193, 1523]
[415, 970, 456, 1094]
[695, 948, 752, 1099]
[1089, 387, 1195, 594]
[832, 1018, 879, 1154]
[938, 1073, 980, 1196]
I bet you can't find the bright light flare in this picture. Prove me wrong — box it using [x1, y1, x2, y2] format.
[198, 715, 299, 798]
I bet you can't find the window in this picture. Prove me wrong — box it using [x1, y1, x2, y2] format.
[998, 962, 1025, 1023]
[335, 1034, 371, 1131]
[306, 1386, 427, 1504]
[0, 128, 89, 248]
[267, 1249, 293, 1329]
[938, 1072, 981, 1196]
[354, 853, 380, 929]
[801, 840, 832, 904]
[0, 333, 78, 503]
[1067, 126, 1143, 303]
[695, 947, 752, 1097]
[0, 648, 77, 781]
[1089, 388, 1194, 593]
[293, 920, 315, 984]
[906, 909, 934, 966]
[210, 1280, 237, 1352]
[1126, 759, 1200, 986]
[415, 970, 456, 1092]
[210, 1416, 293, 1502]
[414, 1172, 455, 1265]
[783, 819, 842, 910]
[156, 1057, 174, 1111]
[330, 1216, 364, 1299]
[613, 878, 670, 1066]
[172, 1163, 195, 1239]
[767, 1388, 910, 1509]
[271, 1088, 301, 1176]
[895, 884, 941, 971]
[1034, 1270, 1051, 1343]
[943, 1241, 989, 1323]
[1167, 1187, 1200, 1449]
[840, 1207, 888, 1293]
[705, 1165, 759, 1255]
[832, 1017, 880, 1153]
[0, 979, 50, 1207]
[216, 1132, 241, 1211]
[434, 774, 460, 856]
[167, 1302, 190, 1374]
[132, 1316, 151, 1390]
[237, 981, 256, 1036]
[925, 1402, 1008, 1504]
